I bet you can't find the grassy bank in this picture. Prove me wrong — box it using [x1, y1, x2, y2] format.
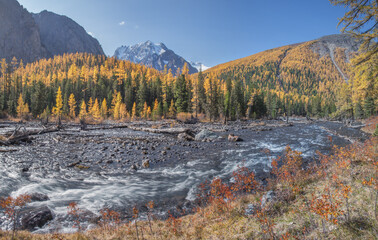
[1, 136, 377, 240]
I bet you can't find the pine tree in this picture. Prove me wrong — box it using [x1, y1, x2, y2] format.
[31, 81, 46, 117]
[175, 74, 189, 113]
[68, 93, 77, 118]
[364, 96, 375, 118]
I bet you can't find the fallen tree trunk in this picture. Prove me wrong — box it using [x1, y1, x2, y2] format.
[128, 126, 192, 135]
[0, 126, 60, 145]
[85, 124, 129, 131]
[0, 148, 17, 152]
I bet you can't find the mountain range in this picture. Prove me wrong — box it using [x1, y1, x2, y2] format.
[0, 0, 104, 63]
[114, 41, 201, 74]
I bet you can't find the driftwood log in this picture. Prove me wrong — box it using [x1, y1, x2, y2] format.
[0, 126, 60, 146]
[128, 126, 192, 135]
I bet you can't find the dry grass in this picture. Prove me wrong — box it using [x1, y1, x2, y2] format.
[1, 137, 377, 240]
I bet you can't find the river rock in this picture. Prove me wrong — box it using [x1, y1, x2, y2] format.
[130, 164, 138, 171]
[228, 134, 243, 142]
[261, 190, 276, 207]
[177, 132, 194, 141]
[195, 129, 218, 142]
[29, 193, 49, 202]
[142, 160, 150, 168]
[20, 206, 53, 231]
[245, 203, 260, 215]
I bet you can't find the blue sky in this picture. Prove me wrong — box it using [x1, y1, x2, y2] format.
[18, 0, 347, 67]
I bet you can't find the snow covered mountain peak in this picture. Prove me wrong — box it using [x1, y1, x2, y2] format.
[114, 41, 198, 74]
[190, 61, 210, 72]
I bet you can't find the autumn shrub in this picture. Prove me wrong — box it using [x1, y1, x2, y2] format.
[166, 211, 182, 236]
[176, 112, 193, 122]
[231, 164, 260, 194]
[271, 146, 305, 194]
[0, 194, 31, 239]
[67, 202, 84, 232]
[99, 208, 120, 234]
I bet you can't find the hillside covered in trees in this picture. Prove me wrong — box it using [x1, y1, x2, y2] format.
[202, 34, 376, 120]
[0, 35, 375, 122]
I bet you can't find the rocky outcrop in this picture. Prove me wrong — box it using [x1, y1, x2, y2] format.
[32, 10, 104, 57]
[0, 0, 48, 62]
[311, 34, 360, 60]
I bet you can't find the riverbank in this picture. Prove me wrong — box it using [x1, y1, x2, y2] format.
[0, 118, 371, 235]
[0, 136, 376, 239]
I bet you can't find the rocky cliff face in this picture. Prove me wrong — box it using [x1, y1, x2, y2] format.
[114, 41, 198, 74]
[32, 10, 104, 56]
[311, 34, 361, 61]
[0, 0, 48, 62]
[0, 0, 104, 63]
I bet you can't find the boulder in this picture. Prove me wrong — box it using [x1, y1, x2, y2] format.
[245, 203, 261, 215]
[20, 206, 53, 231]
[195, 130, 218, 142]
[29, 193, 49, 202]
[261, 190, 276, 208]
[130, 164, 138, 171]
[177, 133, 194, 141]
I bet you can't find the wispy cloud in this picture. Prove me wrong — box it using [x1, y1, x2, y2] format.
[134, 25, 139, 29]
[119, 21, 125, 26]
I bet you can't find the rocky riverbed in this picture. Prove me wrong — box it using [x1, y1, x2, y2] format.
[0, 118, 368, 233]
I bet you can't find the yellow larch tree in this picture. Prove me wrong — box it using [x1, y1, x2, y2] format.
[168, 99, 176, 118]
[16, 93, 29, 118]
[131, 102, 137, 120]
[92, 98, 101, 121]
[113, 92, 122, 120]
[79, 100, 87, 120]
[152, 99, 160, 120]
[119, 103, 128, 120]
[147, 106, 152, 120]
[87, 98, 94, 117]
[52, 87, 63, 118]
[100, 98, 108, 119]
[68, 93, 77, 118]
[142, 102, 148, 119]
